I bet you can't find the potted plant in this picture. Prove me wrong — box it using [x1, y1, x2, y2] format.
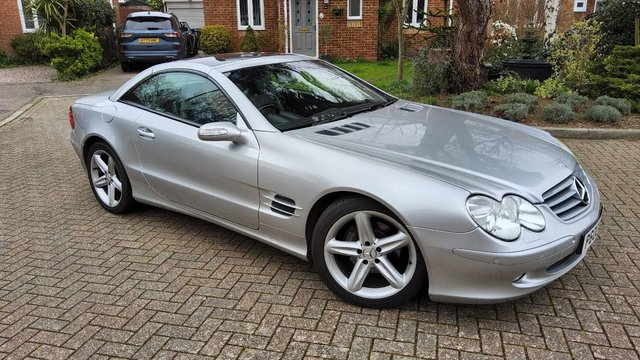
[502, 23, 553, 80]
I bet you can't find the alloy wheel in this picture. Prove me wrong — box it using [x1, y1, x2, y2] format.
[90, 150, 123, 208]
[323, 211, 418, 299]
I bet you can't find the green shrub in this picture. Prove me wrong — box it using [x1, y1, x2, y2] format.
[483, 74, 540, 95]
[450, 90, 487, 111]
[200, 25, 232, 54]
[41, 29, 103, 80]
[586, 105, 622, 123]
[587, 46, 640, 111]
[493, 103, 529, 122]
[547, 19, 601, 92]
[72, 0, 115, 33]
[555, 92, 589, 111]
[378, 39, 398, 60]
[504, 93, 538, 111]
[10, 33, 49, 64]
[543, 102, 575, 124]
[593, 95, 632, 115]
[589, 0, 640, 54]
[240, 26, 258, 52]
[535, 77, 570, 99]
[413, 47, 449, 96]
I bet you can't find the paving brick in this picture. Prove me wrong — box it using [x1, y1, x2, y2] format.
[2, 98, 640, 359]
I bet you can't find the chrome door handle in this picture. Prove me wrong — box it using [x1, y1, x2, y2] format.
[137, 127, 155, 140]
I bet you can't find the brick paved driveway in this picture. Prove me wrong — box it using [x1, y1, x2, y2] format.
[1, 96, 640, 359]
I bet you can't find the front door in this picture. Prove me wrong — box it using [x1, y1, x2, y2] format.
[291, 0, 316, 56]
[121, 71, 260, 229]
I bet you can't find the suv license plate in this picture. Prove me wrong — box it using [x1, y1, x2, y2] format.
[139, 38, 160, 43]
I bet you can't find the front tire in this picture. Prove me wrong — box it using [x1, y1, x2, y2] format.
[86, 142, 136, 214]
[312, 197, 426, 308]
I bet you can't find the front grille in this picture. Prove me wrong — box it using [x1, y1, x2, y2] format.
[542, 175, 590, 221]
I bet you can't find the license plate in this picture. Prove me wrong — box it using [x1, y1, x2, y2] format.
[139, 38, 160, 43]
[582, 220, 600, 253]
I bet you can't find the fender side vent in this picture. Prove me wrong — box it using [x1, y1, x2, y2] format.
[399, 103, 423, 112]
[264, 194, 301, 217]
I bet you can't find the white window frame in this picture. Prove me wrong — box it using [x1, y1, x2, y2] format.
[347, 0, 362, 20]
[236, 0, 266, 30]
[593, 0, 605, 12]
[405, 0, 429, 27]
[16, 0, 39, 33]
[573, 0, 588, 12]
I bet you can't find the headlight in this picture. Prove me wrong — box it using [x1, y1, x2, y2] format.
[466, 195, 546, 241]
[502, 195, 545, 232]
[466, 195, 521, 241]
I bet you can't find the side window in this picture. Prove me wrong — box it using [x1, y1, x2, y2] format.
[121, 72, 237, 126]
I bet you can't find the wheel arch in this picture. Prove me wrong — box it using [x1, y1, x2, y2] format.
[82, 135, 116, 167]
[304, 190, 411, 261]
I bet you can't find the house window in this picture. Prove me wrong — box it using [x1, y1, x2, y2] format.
[17, 0, 38, 32]
[593, 0, 605, 12]
[405, 0, 429, 27]
[237, 0, 265, 30]
[573, 0, 588, 12]
[348, 0, 362, 19]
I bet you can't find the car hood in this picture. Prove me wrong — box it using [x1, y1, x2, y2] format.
[290, 101, 577, 202]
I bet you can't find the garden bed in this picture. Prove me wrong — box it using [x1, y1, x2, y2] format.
[437, 95, 640, 129]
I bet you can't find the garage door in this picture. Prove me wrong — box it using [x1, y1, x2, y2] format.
[166, 1, 205, 29]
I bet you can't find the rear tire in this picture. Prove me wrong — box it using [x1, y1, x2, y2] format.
[86, 142, 136, 214]
[311, 197, 426, 308]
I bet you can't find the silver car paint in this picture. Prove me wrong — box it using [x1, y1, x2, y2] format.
[70, 55, 601, 303]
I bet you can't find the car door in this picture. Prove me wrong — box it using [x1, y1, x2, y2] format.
[120, 70, 260, 229]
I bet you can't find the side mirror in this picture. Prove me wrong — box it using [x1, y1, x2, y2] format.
[198, 122, 242, 142]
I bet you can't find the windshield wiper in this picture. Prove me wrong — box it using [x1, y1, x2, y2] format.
[314, 99, 396, 126]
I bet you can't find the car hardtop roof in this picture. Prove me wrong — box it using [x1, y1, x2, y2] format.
[127, 11, 172, 18]
[187, 52, 314, 72]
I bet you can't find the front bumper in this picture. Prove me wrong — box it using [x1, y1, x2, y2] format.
[412, 192, 602, 304]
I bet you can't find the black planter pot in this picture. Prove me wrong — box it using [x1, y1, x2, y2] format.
[502, 59, 553, 81]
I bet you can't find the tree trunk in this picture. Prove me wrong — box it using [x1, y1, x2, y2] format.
[543, 0, 560, 46]
[392, 0, 410, 81]
[449, 0, 492, 92]
[61, 0, 68, 36]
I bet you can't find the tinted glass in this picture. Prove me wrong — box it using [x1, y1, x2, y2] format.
[125, 17, 173, 30]
[21, 0, 36, 29]
[239, 0, 249, 26]
[122, 72, 237, 125]
[348, 0, 361, 17]
[227, 60, 389, 131]
[252, 0, 262, 25]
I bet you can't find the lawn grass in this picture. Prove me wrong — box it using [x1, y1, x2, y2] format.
[333, 60, 436, 104]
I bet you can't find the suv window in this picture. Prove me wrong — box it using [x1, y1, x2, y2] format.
[125, 17, 173, 31]
[122, 72, 237, 125]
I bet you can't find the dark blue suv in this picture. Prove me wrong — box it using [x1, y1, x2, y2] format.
[118, 11, 192, 71]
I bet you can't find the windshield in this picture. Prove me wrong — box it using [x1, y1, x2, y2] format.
[227, 60, 393, 131]
[125, 17, 173, 31]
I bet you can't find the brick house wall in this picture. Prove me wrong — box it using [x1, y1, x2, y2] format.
[1, 0, 27, 55]
[555, 0, 598, 33]
[202, 0, 600, 61]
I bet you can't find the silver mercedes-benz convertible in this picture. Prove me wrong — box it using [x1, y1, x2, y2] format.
[70, 53, 601, 307]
